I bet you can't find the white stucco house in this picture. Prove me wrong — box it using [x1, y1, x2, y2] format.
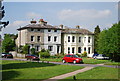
[61, 26, 94, 57]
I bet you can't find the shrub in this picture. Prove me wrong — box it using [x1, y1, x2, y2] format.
[39, 49, 50, 58]
[76, 54, 81, 57]
[82, 51, 87, 57]
[31, 48, 35, 54]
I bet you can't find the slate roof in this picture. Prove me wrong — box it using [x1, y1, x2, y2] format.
[17, 24, 62, 30]
[62, 28, 94, 35]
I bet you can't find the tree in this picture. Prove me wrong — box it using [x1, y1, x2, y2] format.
[94, 25, 101, 53]
[2, 34, 16, 53]
[31, 48, 35, 54]
[97, 22, 120, 62]
[22, 45, 29, 54]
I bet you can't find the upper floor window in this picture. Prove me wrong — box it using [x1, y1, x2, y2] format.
[54, 30, 57, 32]
[72, 36, 75, 42]
[88, 37, 91, 43]
[37, 36, 40, 42]
[31, 36, 34, 42]
[48, 29, 51, 32]
[48, 36, 51, 42]
[38, 29, 40, 31]
[79, 37, 81, 42]
[48, 46, 53, 51]
[68, 36, 70, 42]
[31, 29, 34, 31]
[54, 36, 57, 42]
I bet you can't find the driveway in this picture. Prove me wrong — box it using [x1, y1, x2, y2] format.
[1, 58, 120, 68]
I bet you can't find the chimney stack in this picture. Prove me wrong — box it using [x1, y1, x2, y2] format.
[76, 25, 80, 29]
[30, 19, 36, 24]
[59, 24, 63, 29]
[39, 19, 47, 26]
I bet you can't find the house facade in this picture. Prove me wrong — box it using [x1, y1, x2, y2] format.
[16, 19, 62, 55]
[61, 26, 94, 57]
[16, 19, 94, 56]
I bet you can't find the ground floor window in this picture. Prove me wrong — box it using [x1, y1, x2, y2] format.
[78, 47, 81, 53]
[48, 46, 53, 51]
[72, 47, 75, 54]
[88, 47, 91, 54]
[36, 46, 40, 51]
[84, 47, 86, 52]
[68, 47, 70, 54]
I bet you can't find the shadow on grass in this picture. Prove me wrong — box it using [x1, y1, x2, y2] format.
[2, 62, 56, 70]
[2, 71, 20, 80]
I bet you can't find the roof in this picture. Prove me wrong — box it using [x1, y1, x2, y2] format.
[17, 24, 62, 30]
[62, 28, 94, 35]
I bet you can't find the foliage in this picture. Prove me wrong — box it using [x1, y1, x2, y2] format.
[2, 34, 16, 52]
[97, 22, 120, 62]
[76, 54, 81, 57]
[39, 49, 50, 58]
[81, 51, 87, 57]
[94, 25, 101, 53]
[30, 48, 35, 54]
[22, 45, 29, 54]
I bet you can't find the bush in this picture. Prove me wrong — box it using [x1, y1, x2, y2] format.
[76, 54, 81, 57]
[82, 51, 87, 57]
[31, 48, 35, 54]
[39, 49, 50, 58]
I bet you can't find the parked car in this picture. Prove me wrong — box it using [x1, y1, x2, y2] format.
[25, 54, 40, 61]
[94, 54, 109, 60]
[92, 53, 99, 58]
[62, 54, 83, 64]
[2, 53, 13, 58]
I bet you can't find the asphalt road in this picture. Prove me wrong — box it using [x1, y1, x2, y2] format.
[1, 58, 120, 68]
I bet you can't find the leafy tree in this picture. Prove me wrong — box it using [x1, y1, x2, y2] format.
[22, 45, 29, 54]
[94, 25, 101, 53]
[97, 22, 120, 62]
[39, 49, 50, 58]
[2, 34, 16, 53]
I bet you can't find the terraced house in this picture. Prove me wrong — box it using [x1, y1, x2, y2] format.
[16, 19, 94, 57]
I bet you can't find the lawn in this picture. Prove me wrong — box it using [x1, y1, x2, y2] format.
[60, 67, 119, 81]
[2, 60, 84, 80]
[41, 57, 112, 64]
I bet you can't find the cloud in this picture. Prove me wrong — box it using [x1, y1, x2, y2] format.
[58, 9, 111, 21]
[26, 12, 42, 19]
[2, 20, 29, 36]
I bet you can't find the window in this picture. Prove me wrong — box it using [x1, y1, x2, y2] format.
[88, 47, 91, 54]
[88, 37, 91, 43]
[78, 47, 81, 53]
[66, 55, 70, 57]
[31, 36, 34, 42]
[54, 30, 57, 32]
[72, 36, 75, 42]
[31, 29, 34, 31]
[54, 36, 57, 42]
[37, 36, 40, 42]
[84, 37, 86, 43]
[38, 29, 40, 31]
[68, 47, 70, 54]
[79, 37, 81, 42]
[68, 36, 70, 42]
[72, 47, 75, 54]
[84, 47, 86, 51]
[48, 46, 53, 51]
[48, 36, 51, 42]
[48, 29, 51, 32]
[36, 46, 40, 51]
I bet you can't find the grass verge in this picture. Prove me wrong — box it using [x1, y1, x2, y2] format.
[60, 67, 119, 81]
[2, 60, 84, 80]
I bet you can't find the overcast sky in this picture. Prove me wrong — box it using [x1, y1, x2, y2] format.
[1, 2, 118, 37]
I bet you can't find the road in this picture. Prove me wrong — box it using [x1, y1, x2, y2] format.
[1, 58, 120, 68]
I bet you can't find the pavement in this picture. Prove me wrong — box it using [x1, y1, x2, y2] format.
[43, 66, 94, 81]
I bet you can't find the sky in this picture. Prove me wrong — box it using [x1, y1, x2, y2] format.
[1, 1, 119, 37]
